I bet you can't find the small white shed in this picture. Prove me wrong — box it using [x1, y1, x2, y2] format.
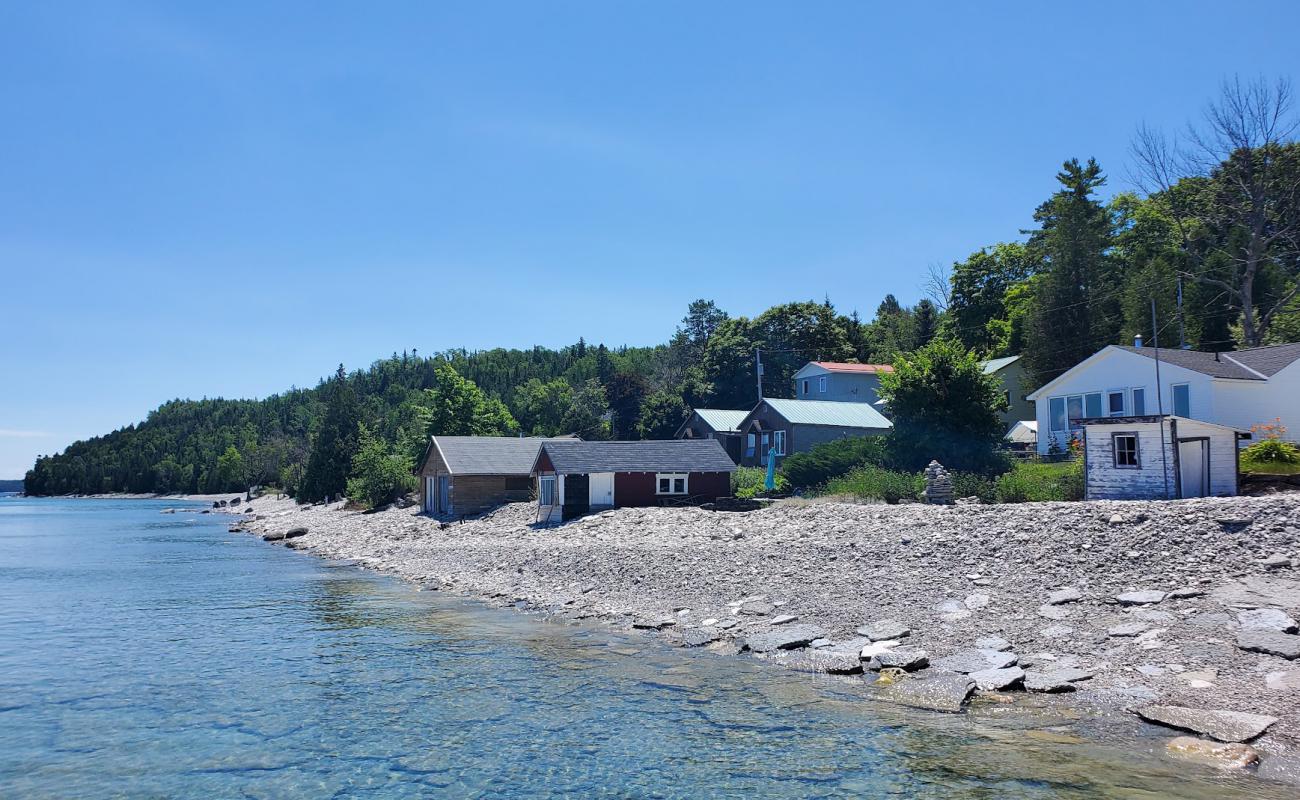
[1080, 415, 1250, 501]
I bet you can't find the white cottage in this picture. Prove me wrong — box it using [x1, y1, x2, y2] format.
[1026, 341, 1300, 454]
[1080, 415, 1249, 500]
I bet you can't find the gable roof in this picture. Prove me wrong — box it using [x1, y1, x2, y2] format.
[1223, 341, 1300, 377]
[980, 354, 1021, 374]
[534, 439, 736, 474]
[689, 408, 748, 434]
[756, 398, 892, 429]
[424, 436, 575, 476]
[1112, 346, 1264, 380]
[805, 361, 894, 375]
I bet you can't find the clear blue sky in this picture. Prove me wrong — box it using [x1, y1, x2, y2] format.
[1, 1, 1296, 478]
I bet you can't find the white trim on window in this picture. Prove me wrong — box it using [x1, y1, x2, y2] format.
[539, 475, 557, 506]
[818, 376, 827, 393]
[1106, 389, 1125, 417]
[773, 430, 787, 456]
[1132, 387, 1146, 416]
[656, 473, 689, 495]
[1112, 432, 1140, 469]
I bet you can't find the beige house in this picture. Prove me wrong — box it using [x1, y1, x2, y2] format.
[416, 435, 576, 518]
[981, 355, 1034, 428]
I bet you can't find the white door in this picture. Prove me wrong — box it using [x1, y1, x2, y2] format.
[589, 472, 615, 507]
[425, 477, 436, 512]
[1178, 440, 1208, 498]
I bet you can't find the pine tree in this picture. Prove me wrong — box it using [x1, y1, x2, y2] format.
[299, 365, 361, 503]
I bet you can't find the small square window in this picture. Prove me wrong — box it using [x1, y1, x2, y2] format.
[673, 478, 685, 493]
[1113, 434, 1139, 468]
[659, 477, 671, 493]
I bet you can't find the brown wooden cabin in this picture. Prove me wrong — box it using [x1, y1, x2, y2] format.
[531, 439, 736, 522]
[416, 435, 578, 518]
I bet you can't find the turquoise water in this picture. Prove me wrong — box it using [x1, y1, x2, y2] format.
[0, 496, 1287, 798]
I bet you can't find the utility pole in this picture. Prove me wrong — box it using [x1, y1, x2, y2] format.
[1177, 276, 1186, 350]
[755, 349, 764, 401]
[1152, 298, 1170, 500]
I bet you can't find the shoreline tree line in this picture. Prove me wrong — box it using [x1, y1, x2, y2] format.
[23, 78, 1299, 502]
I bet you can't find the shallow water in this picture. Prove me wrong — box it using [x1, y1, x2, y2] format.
[0, 496, 1289, 798]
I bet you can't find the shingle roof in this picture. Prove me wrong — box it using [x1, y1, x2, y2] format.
[1114, 346, 1264, 380]
[691, 408, 748, 433]
[1225, 342, 1300, 377]
[536, 439, 736, 474]
[432, 436, 573, 475]
[812, 361, 894, 374]
[980, 355, 1021, 374]
[759, 398, 893, 429]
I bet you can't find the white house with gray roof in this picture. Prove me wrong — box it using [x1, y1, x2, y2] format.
[1026, 342, 1300, 454]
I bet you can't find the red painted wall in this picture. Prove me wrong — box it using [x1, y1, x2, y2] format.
[613, 471, 731, 507]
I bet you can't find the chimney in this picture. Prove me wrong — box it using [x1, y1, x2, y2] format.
[1133, 333, 1143, 348]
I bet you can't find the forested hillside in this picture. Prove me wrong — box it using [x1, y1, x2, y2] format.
[24, 79, 1300, 498]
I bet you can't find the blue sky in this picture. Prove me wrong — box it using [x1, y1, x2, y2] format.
[1, 1, 1296, 478]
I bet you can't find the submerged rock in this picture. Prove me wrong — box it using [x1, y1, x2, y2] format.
[744, 625, 823, 653]
[877, 674, 976, 713]
[1164, 736, 1259, 770]
[680, 627, 719, 648]
[1136, 705, 1278, 743]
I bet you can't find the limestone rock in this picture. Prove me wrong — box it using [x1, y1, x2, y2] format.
[770, 614, 799, 626]
[1116, 590, 1166, 606]
[1136, 705, 1278, 743]
[975, 636, 1012, 652]
[878, 674, 975, 713]
[931, 649, 1018, 674]
[284, 527, 308, 539]
[1047, 587, 1082, 605]
[1236, 630, 1300, 659]
[1023, 668, 1093, 693]
[872, 647, 930, 672]
[744, 624, 823, 653]
[1164, 736, 1259, 770]
[969, 666, 1025, 691]
[1237, 608, 1298, 633]
[739, 599, 775, 616]
[680, 627, 719, 647]
[856, 620, 910, 641]
[1108, 621, 1150, 637]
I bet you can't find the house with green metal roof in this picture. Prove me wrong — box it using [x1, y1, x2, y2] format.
[733, 397, 892, 467]
[673, 408, 748, 463]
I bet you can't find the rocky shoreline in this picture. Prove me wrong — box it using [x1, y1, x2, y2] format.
[220, 493, 1300, 783]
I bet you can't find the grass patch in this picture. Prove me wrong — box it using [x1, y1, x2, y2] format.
[732, 466, 789, 498]
[821, 465, 924, 504]
[993, 459, 1083, 503]
[1241, 457, 1300, 476]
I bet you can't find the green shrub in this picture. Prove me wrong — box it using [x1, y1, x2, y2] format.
[781, 436, 888, 488]
[821, 465, 922, 504]
[345, 424, 417, 510]
[993, 460, 1083, 503]
[732, 466, 789, 499]
[1242, 438, 1300, 464]
[951, 472, 996, 504]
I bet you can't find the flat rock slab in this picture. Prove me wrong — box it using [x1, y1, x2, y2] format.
[1116, 590, 1166, 606]
[856, 620, 910, 641]
[1023, 668, 1093, 693]
[1236, 630, 1300, 659]
[976, 636, 1012, 652]
[739, 600, 775, 616]
[770, 614, 799, 626]
[1212, 576, 1300, 608]
[1237, 608, 1298, 633]
[931, 649, 1018, 674]
[969, 666, 1025, 691]
[811, 650, 864, 674]
[1047, 587, 1082, 605]
[877, 674, 976, 713]
[1136, 705, 1278, 743]
[1037, 604, 1071, 621]
[872, 647, 930, 672]
[744, 624, 824, 653]
[680, 627, 719, 647]
[284, 527, 308, 539]
[632, 618, 677, 630]
[1108, 621, 1150, 637]
[1164, 736, 1259, 770]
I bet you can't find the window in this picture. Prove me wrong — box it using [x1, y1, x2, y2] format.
[1132, 388, 1145, 416]
[1066, 395, 1084, 429]
[1084, 392, 1102, 419]
[818, 376, 827, 393]
[802, 379, 810, 396]
[761, 432, 770, 453]
[656, 473, 688, 495]
[539, 475, 556, 505]
[773, 430, 787, 456]
[1112, 433, 1140, 468]
[1107, 391, 1125, 417]
[1172, 383, 1190, 417]
[745, 433, 756, 457]
[1049, 397, 1067, 432]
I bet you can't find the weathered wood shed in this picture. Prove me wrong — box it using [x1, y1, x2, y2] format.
[1080, 415, 1250, 501]
[532, 439, 736, 523]
[416, 436, 577, 517]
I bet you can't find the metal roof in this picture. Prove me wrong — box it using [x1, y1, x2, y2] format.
[430, 436, 574, 475]
[690, 408, 748, 433]
[757, 398, 892, 429]
[536, 439, 736, 474]
[980, 355, 1021, 374]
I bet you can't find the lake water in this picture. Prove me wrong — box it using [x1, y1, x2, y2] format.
[0, 496, 1289, 798]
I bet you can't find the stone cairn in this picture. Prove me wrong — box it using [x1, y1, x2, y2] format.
[923, 460, 954, 505]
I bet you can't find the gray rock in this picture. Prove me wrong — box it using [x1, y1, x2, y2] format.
[964, 593, 991, 610]
[715, 618, 739, 630]
[1167, 587, 1204, 599]
[1236, 630, 1300, 659]
[931, 649, 1018, 674]
[632, 617, 677, 630]
[284, 527, 308, 539]
[1023, 668, 1094, 692]
[877, 674, 976, 713]
[1116, 590, 1166, 606]
[935, 600, 966, 614]
[812, 650, 863, 674]
[1108, 621, 1150, 637]
[1237, 608, 1298, 633]
[1037, 604, 1071, 620]
[872, 647, 930, 672]
[975, 636, 1012, 652]
[1135, 705, 1278, 743]
[1047, 587, 1083, 605]
[770, 614, 799, 626]
[744, 624, 824, 653]
[739, 600, 775, 616]
[1039, 625, 1074, 639]
[261, 531, 286, 541]
[856, 620, 910, 641]
[1130, 609, 1175, 623]
[1215, 516, 1252, 527]
[969, 666, 1025, 691]
[1265, 671, 1300, 690]
[680, 627, 719, 647]
[1262, 553, 1292, 569]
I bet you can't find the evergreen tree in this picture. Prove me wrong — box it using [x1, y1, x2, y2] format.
[913, 299, 938, 349]
[605, 371, 648, 440]
[300, 365, 361, 503]
[561, 379, 611, 440]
